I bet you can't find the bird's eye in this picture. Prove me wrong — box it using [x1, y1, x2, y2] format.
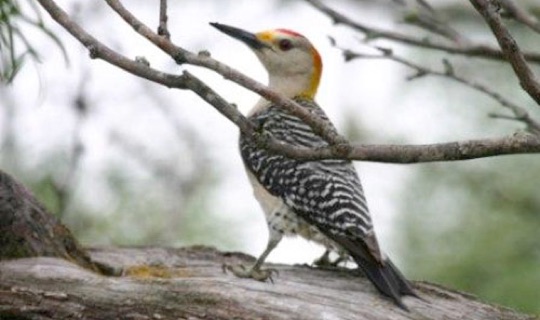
[278, 39, 293, 51]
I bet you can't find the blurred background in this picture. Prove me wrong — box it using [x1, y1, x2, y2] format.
[1, 0, 539, 314]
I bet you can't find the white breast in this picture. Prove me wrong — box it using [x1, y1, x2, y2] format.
[246, 170, 340, 251]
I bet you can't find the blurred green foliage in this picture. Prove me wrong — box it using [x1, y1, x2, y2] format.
[397, 157, 540, 314]
[6, 148, 239, 249]
[391, 2, 540, 315]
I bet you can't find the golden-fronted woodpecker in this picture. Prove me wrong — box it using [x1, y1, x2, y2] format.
[211, 22, 416, 309]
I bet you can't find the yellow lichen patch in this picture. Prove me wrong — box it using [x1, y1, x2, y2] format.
[123, 265, 191, 279]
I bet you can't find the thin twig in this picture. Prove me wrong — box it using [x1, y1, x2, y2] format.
[499, 0, 540, 34]
[35, 0, 540, 163]
[157, 0, 170, 39]
[104, 0, 348, 148]
[342, 47, 540, 134]
[401, 3, 467, 45]
[180, 71, 540, 163]
[470, 0, 540, 105]
[304, 0, 540, 64]
[33, 1, 186, 88]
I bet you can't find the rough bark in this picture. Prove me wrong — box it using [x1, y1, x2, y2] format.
[0, 170, 537, 320]
[0, 170, 103, 273]
[0, 247, 536, 320]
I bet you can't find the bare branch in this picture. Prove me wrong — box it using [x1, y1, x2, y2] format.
[159, 71, 540, 163]
[401, 3, 467, 45]
[342, 47, 540, 134]
[104, 0, 347, 147]
[157, 0, 170, 39]
[35, 0, 317, 162]
[217, 132, 539, 163]
[35, 0, 540, 164]
[34, 1, 187, 88]
[1, 246, 535, 319]
[304, 0, 540, 64]
[470, 0, 540, 105]
[499, 0, 540, 34]
[327, 132, 540, 163]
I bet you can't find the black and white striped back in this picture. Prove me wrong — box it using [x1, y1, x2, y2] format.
[239, 97, 374, 243]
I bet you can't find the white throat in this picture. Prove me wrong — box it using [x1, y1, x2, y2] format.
[247, 73, 311, 117]
[267, 73, 311, 98]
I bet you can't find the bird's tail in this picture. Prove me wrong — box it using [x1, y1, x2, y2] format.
[351, 253, 417, 311]
[330, 234, 417, 309]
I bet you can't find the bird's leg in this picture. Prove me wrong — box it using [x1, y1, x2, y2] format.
[313, 249, 351, 268]
[312, 249, 332, 267]
[223, 233, 282, 282]
[330, 253, 350, 267]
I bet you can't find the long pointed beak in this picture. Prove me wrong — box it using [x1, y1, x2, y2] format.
[210, 22, 270, 50]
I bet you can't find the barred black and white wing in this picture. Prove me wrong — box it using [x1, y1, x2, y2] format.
[239, 98, 415, 308]
[240, 98, 374, 250]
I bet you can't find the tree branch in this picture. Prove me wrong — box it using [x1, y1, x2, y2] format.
[251, 132, 538, 162]
[2, 246, 536, 319]
[0, 170, 107, 274]
[177, 71, 540, 162]
[304, 0, 540, 64]
[470, 0, 540, 105]
[34, 0, 186, 89]
[35, 0, 540, 163]
[1, 164, 536, 319]
[103, 0, 347, 147]
[400, 1, 468, 45]
[499, 0, 540, 34]
[340, 47, 540, 134]
[157, 0, 170, 39]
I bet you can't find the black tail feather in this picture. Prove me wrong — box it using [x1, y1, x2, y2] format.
[319, 234, 417, 310]
[351, 253, 415, 311]
[384, 258, 418, 297]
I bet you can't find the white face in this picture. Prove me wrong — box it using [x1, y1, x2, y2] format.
[210, 23, 322, 98]
[254, 32, 316, 79]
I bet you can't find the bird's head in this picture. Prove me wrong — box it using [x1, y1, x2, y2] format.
[211, 22, 322, 99]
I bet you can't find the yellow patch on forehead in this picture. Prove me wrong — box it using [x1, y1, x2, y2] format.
[256, 29, 305, 42]
[255, 31, 277, 42]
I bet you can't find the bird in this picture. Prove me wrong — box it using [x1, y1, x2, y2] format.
[210, 22, 417, 310]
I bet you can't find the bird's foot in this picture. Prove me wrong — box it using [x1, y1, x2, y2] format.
[312, 251, 333, 267]
[222, 263, 279, 283]
[312, 251, 349, 268]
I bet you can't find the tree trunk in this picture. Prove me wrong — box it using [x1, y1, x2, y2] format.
[0, 170, 103, 273]
[0, 170, 536, 320]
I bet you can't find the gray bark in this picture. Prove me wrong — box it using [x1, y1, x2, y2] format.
[0, 170, 103, 273]
[0, 246, 536, 320]
[0, 170, 536, 320]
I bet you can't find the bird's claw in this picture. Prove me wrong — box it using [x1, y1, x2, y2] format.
[312, 251, 350, 268]
[222, 263, 278, 283]
[312, 251, 333, 267]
